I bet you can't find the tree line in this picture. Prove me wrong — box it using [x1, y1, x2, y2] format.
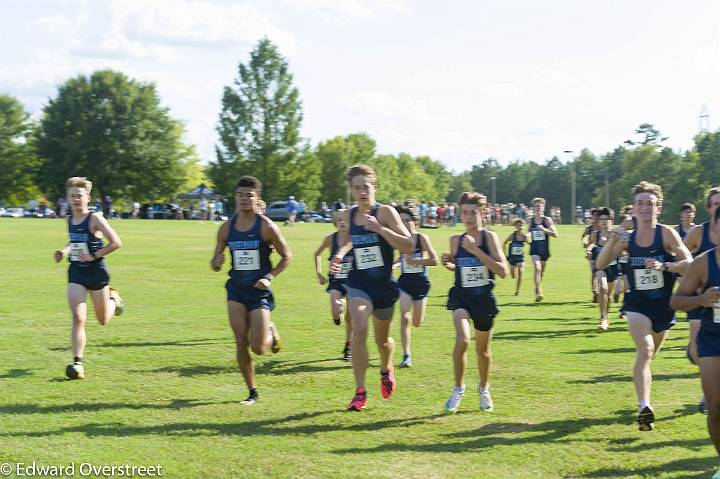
[1, 38, 720, 223]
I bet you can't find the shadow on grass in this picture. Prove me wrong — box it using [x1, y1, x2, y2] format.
[565, 344, 687, 355]
[49, 338, 226, 352]
[568, 372, 698, 384]
[0, 399, 236, 415]
[581, 456, 717, 478]
[493, 328, 600, 341]
[332, 409, 634, 454]
[500, 300, 590, 307]
[135, 358, 350, 378]
[0, 369, 33, 379]
[0, 410, 446, 438]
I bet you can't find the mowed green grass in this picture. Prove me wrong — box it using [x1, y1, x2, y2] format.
[0, 218, 716, 478]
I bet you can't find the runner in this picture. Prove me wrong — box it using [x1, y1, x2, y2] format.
[675, 202, 696, 241]
[442, 192, 508, 414]
[503, 219, 528, 296]
[314, 210, 353, 361]
[330, 164, 414, 411]
[54, 177, 125, 380]
[586, 208, 618, 331]
[613, 205, 634, 306]
[394, 201, 439, 368]
[582, 209, 600, 302]
[596, 181, 691, 430]
[210, 176, 292, 405]
[528, 197, 558, 302]
[671, 207, 720, 479]
[683, 187, 720, 413]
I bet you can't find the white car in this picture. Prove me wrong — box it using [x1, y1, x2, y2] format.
[1, 207, 24, 218]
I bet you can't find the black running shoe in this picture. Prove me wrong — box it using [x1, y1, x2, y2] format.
[241, 390, 259, 406]
[342, 344, 351, 361]
[637, 406, 655, 431]
[333, 317, 341, 326]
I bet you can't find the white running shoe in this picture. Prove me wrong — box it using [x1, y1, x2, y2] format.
[444, 386, 465, 414]
[479, 387, 494, 411]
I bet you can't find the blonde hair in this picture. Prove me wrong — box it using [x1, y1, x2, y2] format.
[705, 186, 720, 209]
[632, 181, 663, 207]
[65, 177, 92, 194]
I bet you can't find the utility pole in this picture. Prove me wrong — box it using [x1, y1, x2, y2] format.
[565, 150, 575, 224]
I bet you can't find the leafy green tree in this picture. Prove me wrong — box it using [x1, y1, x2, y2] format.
[212, 38, 318, 203]
[624, 123, 669, 148]
[36, 69, 193, 202]
[447, 171, 473, 203]
[0, 95, 40, 204]
[316, 133, 376, 204]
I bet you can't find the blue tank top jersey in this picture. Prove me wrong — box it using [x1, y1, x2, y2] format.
[226, 214, 272, 287]
[67, 213, 103, 267]
[507, 232, 525, 261]
[623, 225, 675, 305]
[348, 205, 394, 287]
[675, 224, 689, 241]
[399, 234, 428, 277]
[454, 230, 494, 296]
[529, 217, 550, 255]
[701, 249, 720, 334]
[329, 232, 353, 282]
[696, 222, 716, 256]
[591, 230, 612, 261]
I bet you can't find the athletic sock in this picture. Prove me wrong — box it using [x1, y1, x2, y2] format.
[639, 400, 649, 410]
[74, 357, 83, 364]
[479, 383, 490, 393]
[249, 388, 258, 399]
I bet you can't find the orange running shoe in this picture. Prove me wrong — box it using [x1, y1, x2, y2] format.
[347, 388, 367, 411]
[380, 366, 396, 399]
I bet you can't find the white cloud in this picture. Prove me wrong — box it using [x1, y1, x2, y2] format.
[334, 91, 432, 122]
[283, 0, 412, 20]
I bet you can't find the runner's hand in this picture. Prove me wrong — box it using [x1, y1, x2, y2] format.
[210, 254, 224, 271]
[700, 287, 720, 308]
[317, 273, 327, 285]
[329, 256, 343, 275]
[461, 235, 477, 252]
[54, 250, 64, 263]
[364, 214, 382, 233]
[254, 278, 271, 290]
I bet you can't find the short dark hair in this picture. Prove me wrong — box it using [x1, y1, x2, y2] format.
[680, 202, 696, 213]
[236, 176, 262, 193]
[347, 164, 376, 184]
[459, 192, 487, 207]
[395, 200, 420, 222]
[597, 207, 614, 219]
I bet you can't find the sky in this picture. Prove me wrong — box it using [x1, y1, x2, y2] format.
[2, 0, 720, 172]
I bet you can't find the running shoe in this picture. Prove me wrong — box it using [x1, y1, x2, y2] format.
[342, 343, 351, 362]
[241, 389, 258, 406]
[598, 319, 609, 331]
[347, 387, 367, 411]
[269, 322, 282, 353]
[65, 362, 85, 380]
[110, 288, 125, 316]
[479, 388, 494, 411]
[444, 386, 465, 414]
[333, 317, 341, 326]
[637, 406, 655, 431]
[380, 366, 396, 398]
[514, 291, 520, 296]
[699, 396, 707, 415]
[535, 292, 544, 302]
[399, 353, 412, 368]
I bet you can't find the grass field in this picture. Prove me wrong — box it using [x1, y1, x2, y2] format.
[0, 218, 717, 478]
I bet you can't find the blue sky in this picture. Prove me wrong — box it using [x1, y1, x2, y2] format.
[2, 0, 719, 171]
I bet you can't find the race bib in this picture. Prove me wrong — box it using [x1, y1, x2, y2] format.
[633, 268, 664, 291]
[461, 265, 489, 288]
[531, 230, 546, 241]
[354, 246, 384, 270]
[401, 254, 424, 274]
[69, 243, 89, 262]
[511, 246, 523, 256]
[334, 261, 351, 279]
[233, 249, 260, 271]
[714, 300, 720, 324]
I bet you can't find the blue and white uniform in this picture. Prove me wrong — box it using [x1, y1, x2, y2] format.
[621, 226, 676, 332]
[225, 214, 274, 311]
[447, 231, 498, 331]
[591, 231, 619, 282]
[698, 248, 720, 357]
[507, 232, 525, 265]
[398, 234, 431, 301]
[346, 205, 399, 311]
[675, 224, 691, 242]
[327, 232, 352, 296]
[529, 217, 551, 261]
[67, 213, 109, 290]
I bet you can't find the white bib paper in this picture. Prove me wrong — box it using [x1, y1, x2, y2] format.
[233, 249, 260, 271]
[334, 262, 351, 279]
[461, 265, 489, 288]
[633, 268, 664, 291]
[69, 243, 89, 262]
[401, 254, 424, 274]
[531, 230, 546, 241]
[511, 246, 523, 256]
[713, 300, 720, 324]
[354, 246, 384, 270]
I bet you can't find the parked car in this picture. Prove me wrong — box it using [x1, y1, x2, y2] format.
[264, 201, 290, 221]
[1, 207, 24, 218]
[307, 211, 332, 223]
